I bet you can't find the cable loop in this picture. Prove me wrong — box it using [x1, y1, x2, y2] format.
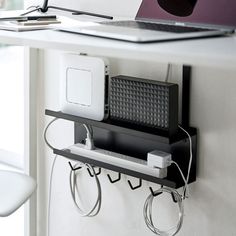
[69, 162, 102, 217]
[143, 187, 184, 236]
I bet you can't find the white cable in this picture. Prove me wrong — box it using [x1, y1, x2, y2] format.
[178, 125, 192, 184]
[43, 118, 102, 236]
[43, 118, 94, 150]
[143, 187, 184, 236]
[170, 161, 188, 189]
[47, 154, 58, 236]
[165, 64, 172, 82]
[84, 124, 94, 150]
[143, 126, 192, 235]
[44, 118, 59, 151]
[178, 125, 193, 198]
[44, 118, 60, 236]
[68, 123, 101, 217]
[69, 162, 102, 217]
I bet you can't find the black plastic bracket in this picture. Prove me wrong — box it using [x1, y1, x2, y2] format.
[182, 65, 191, 128]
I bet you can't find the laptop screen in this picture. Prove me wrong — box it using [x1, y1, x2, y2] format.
[136, 0, 236, 27]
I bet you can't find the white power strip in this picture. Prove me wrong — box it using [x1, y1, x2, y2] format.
[68, 143, 167, 178]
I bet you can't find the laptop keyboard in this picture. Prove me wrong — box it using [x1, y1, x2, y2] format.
[100, 20, 212, 33]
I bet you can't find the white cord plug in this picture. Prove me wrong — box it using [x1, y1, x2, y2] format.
[85, 137, 94, 150]
[83, 124, 95, 150]
[147, 150, 172, 168]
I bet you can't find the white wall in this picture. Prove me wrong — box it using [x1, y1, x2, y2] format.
[36, 49, 236, 236]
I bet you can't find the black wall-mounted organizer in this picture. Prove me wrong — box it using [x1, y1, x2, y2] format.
[45, 65, 197, 189]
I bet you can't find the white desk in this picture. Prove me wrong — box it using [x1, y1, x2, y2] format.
[0, 26, 235, 69]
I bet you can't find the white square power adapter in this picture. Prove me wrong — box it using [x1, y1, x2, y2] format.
[147, 150, 172, 169]
[60, 54, 109, 121]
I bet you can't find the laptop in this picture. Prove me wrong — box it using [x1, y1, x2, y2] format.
[59, 0, 236, 43]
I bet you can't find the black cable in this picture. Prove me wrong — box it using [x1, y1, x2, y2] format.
[41, 0, 49, 12]
[21, 7, 41, 16]
[21, 1, 113, 19]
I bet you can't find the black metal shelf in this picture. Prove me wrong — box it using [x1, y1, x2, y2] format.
[46, 109, 197, 189]
[54, 148, 177, 188]
[45, 109, 196, 144]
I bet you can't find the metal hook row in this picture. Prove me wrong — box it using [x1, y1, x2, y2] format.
[68, 162, 177, 203]
[68, 161, 101, 177]
[149, 186, 178, 203]
[108, 173, 142, 190]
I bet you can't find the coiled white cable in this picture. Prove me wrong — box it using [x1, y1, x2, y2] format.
[178, 125, 193, 198]
[47, 154, 58, 236]
[44, 118, 59, 151]
[43, 118, 59, 236]
[143, 125, 193, 235]
[44, 118, 100, 236]
[43, 117, 94, 151]
[165, 64, 172, 82]
[69, 162, 102, 217]
[143, 187, 184, 236]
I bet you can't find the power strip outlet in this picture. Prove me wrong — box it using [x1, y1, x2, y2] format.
[68, 143, 167, 178]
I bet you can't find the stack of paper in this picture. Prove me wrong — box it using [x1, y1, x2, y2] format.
[0, 14, 61, 32]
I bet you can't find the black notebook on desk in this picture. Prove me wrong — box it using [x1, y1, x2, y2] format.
[59, 0, 236, 43]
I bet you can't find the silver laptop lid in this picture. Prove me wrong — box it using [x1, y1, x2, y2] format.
[136, 0, 236, 29]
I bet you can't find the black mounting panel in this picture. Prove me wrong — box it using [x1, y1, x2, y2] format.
[46, 109, 197, 189]
[45, 65, 196, 189]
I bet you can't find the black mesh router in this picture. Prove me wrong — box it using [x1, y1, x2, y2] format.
[109, 75, 179, 136]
